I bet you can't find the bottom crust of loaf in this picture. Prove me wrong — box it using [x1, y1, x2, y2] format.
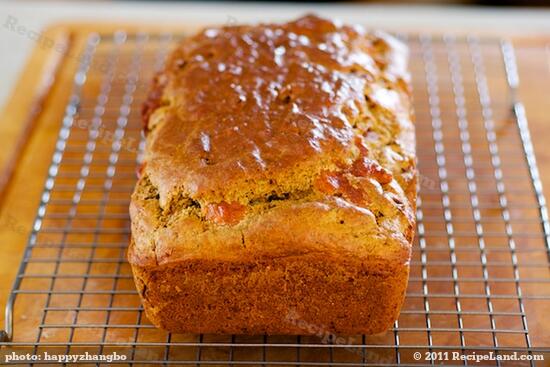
[131, 248, 409, 335]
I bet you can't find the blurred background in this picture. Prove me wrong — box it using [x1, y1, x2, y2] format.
[5, 0, 550, 5]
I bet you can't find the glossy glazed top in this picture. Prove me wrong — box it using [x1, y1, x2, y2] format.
[143, 15, 412, 208]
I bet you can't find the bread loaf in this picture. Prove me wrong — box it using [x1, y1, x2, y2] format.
[129, 14, 416, 335]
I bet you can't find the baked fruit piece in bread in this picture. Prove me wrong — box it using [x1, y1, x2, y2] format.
[130, 14, 416, 335]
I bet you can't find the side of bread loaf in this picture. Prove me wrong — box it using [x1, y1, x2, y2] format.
[129, 14, 416, 335]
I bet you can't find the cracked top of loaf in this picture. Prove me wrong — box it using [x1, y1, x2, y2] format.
[130, 15, 416, 267]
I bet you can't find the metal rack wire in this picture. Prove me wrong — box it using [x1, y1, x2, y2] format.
[1, 31, 550, 366]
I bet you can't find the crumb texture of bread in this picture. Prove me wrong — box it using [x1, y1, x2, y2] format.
[130, 14, 416, 335]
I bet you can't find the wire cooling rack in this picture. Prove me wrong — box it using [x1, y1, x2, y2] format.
[1, 30, 550, 366]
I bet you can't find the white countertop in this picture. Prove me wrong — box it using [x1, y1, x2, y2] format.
[2, 1, 550, 109]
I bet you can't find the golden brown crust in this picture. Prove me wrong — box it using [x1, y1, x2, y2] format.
[131, 241, 409, 335]
[129, 14, 416, 335]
